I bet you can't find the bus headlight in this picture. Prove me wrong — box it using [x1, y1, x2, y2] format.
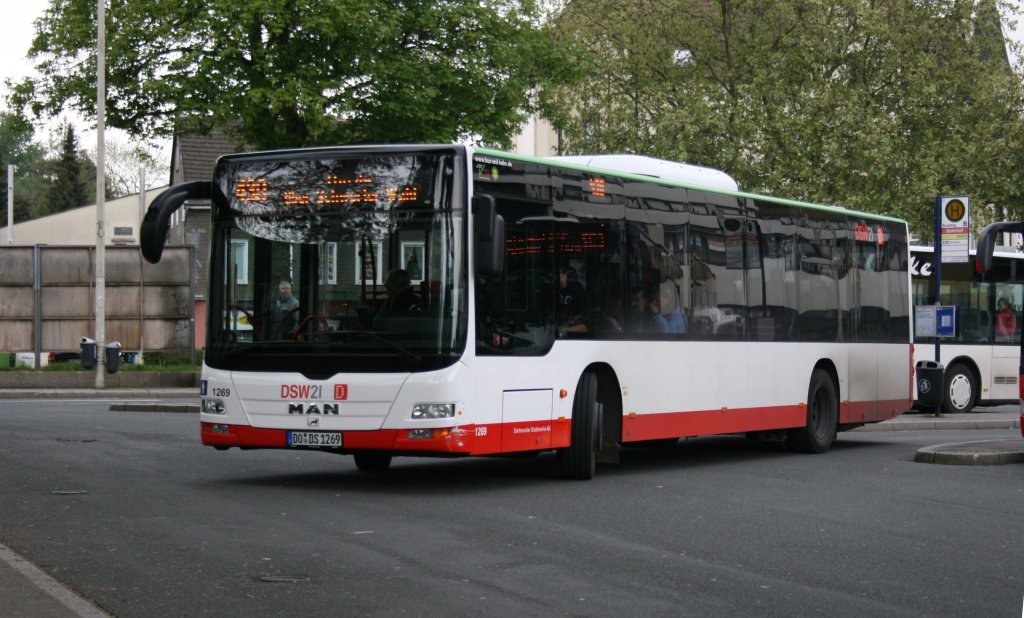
[411, 403, 455, 419]
[202, 398, 226, 414]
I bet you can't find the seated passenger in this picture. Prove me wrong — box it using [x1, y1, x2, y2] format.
[629, 288, 669, 334]
[380, 269, 419, 313]
[558, 265, 589, 335]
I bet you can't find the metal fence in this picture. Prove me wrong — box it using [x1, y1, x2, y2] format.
[0, 245, 194, 366]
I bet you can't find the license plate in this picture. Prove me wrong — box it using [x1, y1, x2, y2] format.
[287, 431, 342, 447]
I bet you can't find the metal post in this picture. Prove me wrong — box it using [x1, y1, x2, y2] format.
[138, 168, 145, 363]
[6, 164, 13, 244]
[94, 0, 106, 388]
[33, 245, 41, 367]
[932, 196, 942, 369]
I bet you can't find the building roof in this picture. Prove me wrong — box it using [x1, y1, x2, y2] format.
[172, 128, 243, 184]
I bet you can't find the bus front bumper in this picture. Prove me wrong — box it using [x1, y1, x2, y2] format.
[200, 422, 482, 454]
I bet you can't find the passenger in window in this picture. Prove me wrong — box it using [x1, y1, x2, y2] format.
[995, 297, 1016, 342]
[629, 287, 669, 334]
[659, 287, 687, 334]
[594, 295, 624, 336]
[558, 265, 589, 335]
[268, 280, 300, 338]
[380, 269, 419, 313]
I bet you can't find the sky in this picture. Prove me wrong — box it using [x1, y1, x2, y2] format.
[1, 0, 92, 143]
[1, 0, 47, 87]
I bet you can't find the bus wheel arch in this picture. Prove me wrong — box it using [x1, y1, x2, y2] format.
[788, 362, 839, 454]
[943, 360, 979, 415]
[588, 363, 622, 465]
[561, 364, 622, 479]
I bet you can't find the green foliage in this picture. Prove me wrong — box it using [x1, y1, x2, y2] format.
[0, 112, 47, 223]
[17, 0, 575, 150]
[545, 0, 1024, 237]
[140, 349, 202, 367]
[41, 123, 89, 216]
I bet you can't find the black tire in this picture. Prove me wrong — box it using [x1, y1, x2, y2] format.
[562, 372, 601, 480]
[788, 369, 838, 454]
[942, 363, 976, 415]
[353, 452, 392, 472]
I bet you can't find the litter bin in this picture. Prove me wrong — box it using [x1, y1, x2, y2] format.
[105, 342, 122, 374]
[80, 337, 97, 369]
[916, 360, 945, 412]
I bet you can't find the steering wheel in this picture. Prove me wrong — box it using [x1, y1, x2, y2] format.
[228, 305, 256, 333]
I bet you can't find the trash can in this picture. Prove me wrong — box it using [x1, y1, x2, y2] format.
[105, 341, 122, 375]
[916, 360, 945, 411]
[80, 337, 97, 369]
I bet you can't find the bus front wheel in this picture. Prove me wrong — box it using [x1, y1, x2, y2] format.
[942, 363, 976, 415]
[788, 369, 837, 454]
[562, 372, 601, 480]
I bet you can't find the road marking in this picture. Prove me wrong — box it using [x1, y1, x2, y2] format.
[0, 542, 110, 617]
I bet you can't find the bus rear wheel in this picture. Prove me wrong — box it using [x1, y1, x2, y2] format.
[788, 369, 837, 454]
[353, 452, 392, 472]
[562, 372, 601, 480]
[942, 363, 976, 415]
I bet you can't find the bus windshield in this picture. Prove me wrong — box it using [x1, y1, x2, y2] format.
[204, 151, 467, 374]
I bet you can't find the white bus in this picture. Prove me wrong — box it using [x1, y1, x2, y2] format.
[142, 145, 912, 479]
[911, 245, 1023, 414]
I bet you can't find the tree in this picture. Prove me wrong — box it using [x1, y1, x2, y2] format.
[15, 0, 575, 151]
[544, 0, 1024, 237]
[40, 123, 89, 216]
[0, 111, 47, 223]
[90, 135, 170, 199]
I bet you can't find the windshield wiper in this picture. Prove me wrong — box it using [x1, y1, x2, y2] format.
[323, 330, 423, 364]
[216, 340, 297, 360]
[215, 331, 424, 365]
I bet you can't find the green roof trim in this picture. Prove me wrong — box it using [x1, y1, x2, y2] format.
[474, 147, 906, 225]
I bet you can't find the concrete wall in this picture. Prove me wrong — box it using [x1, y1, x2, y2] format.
[0, 245, 194, 356]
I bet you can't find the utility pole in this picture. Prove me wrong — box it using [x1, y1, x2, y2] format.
[6, 165, 13, 244]
[94, 0, 106, 388]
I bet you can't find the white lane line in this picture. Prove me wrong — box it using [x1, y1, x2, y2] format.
[0, 542, 110, 617]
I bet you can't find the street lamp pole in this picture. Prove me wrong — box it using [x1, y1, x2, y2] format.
[6, 165, 13, 244]
[94, 0, 106, 388]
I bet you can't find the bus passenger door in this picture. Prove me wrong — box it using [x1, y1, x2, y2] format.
[500, 389, 554, 452]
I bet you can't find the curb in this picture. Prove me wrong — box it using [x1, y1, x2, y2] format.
[0, 389, 197, 400]
[109, 403, 199, 413]
[913, 439, 1024, 465]
[855, 419, 1021, 432]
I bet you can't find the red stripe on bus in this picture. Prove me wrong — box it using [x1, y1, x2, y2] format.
[201, 398, 909, 456]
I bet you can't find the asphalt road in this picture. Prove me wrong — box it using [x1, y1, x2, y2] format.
[0, 401, 1021, 617]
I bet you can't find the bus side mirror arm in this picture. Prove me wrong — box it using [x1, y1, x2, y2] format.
[473, 194, 505, 278]
[141, 181, 212, 263]
[976, 221, 1024, 274]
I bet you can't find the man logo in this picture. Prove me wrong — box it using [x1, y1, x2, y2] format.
[308, 417, 320, 427]
[288, 403, 340, 415]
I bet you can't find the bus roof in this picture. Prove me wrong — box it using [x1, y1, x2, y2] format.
[474, 146, 906, 225]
